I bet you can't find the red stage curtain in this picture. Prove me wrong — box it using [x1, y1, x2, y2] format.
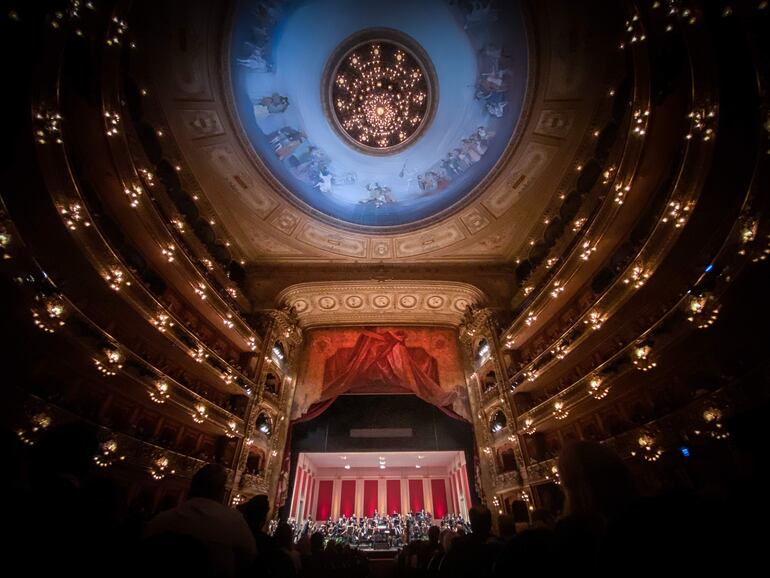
[322, 330, 457, 407]
[364, 480, 379, 517]
[408, 479, 425, 513]
[386, 479, 401, 515]
[340, 480, 356, 518]
[316, 480, 334, 521]
[431, 479, 448, 518]
[293, 397, 337, 424]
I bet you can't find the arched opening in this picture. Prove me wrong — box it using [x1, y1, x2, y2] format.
[490, 409, 507, 433]
[246, 449, 264, 475]
[476, 338, 490, 364]
[264, 372, 280, 396]
[483, 370, 497, 393]
[256, 412, 273, 437]
[497, 447, 518, 472]
[271, 341, 286, 366]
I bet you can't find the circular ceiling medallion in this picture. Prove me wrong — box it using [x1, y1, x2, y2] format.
[324, 30, 436, 155]
[345, 295, 364, 308]
[399, 295, 418, 308]
[318, 296, 337, 309]
[426, 295, 445, 309]
[373, 295, 391, 308]
[454, 298, 470, 311]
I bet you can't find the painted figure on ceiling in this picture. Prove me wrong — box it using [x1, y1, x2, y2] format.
[269, 127, 306, 160]
[254, 93, 289, 120]
[362, 182, 395, 207]
[238, 44, 271, 72]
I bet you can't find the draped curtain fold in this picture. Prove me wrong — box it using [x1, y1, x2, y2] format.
[322, 330, 457, 408]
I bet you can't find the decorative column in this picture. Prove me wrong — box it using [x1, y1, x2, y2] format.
[232, 307, 303, 513]
[458, 307, 528, 515]
[400, 475, 409, 514]
[331, 478, 341, 519]
[264, 309, 303, 513]
[355, 478, 364, 518]
[483, 309, 529, 478]
[309, 480, 319, 521]
[229, 315, 274, 502]
[423, 478, 433, 515]
[378, 478, 387, 515]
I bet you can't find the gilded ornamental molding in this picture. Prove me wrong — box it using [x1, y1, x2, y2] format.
[276, 280, 487, 327]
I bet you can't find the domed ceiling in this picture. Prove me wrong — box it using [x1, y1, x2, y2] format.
[230, 0, 527, 228]
[140, 0, 619, 262]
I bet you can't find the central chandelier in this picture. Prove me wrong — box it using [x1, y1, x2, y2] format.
[326, 31, 435, 153]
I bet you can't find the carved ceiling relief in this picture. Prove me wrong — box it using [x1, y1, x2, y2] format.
[461, 207, 492, 235]
[484, 142, 557, 218]
[370, 239, 393, 259]
[171, 18, 212, 99]
[269, 308, 303, 354]
[534, 108, 576, 139]
[269, 207, 302, 236]
[177, 109, 224, 140]
[200, 144, 278, 218]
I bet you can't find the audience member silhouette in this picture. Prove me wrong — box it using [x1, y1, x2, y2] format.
[439, 505, 500, 578]
[144, 463, 256, 578]
[554, 440, 635, 572]
[239, 494, 295, 577]
[21, 423, 129, 576]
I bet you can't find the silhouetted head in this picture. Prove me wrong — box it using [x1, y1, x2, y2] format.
[310, 531, 325, 554]
[238, 494, 270, 532]
[530, 509, 556, 529]
[558, 441, 634, 519]
[469, 505, 492, 538]
[189, 463, 228, 502]
[441, 529, 456, 552]
[497, 514, 516, 540]
[428, 525, 441, 544]
[274, 522, 294, 549]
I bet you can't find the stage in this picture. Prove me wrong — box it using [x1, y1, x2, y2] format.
[289, 450, 472, 522]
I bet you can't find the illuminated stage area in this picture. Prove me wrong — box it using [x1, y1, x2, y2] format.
[289, 451, 471, 522]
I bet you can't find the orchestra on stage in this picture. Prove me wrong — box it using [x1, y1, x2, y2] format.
[273, 511, 471, 549]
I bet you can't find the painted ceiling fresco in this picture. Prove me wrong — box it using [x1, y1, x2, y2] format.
[231, 0, 528, 228]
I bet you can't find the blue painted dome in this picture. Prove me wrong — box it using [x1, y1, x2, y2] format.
[230, 0, 528, 229]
